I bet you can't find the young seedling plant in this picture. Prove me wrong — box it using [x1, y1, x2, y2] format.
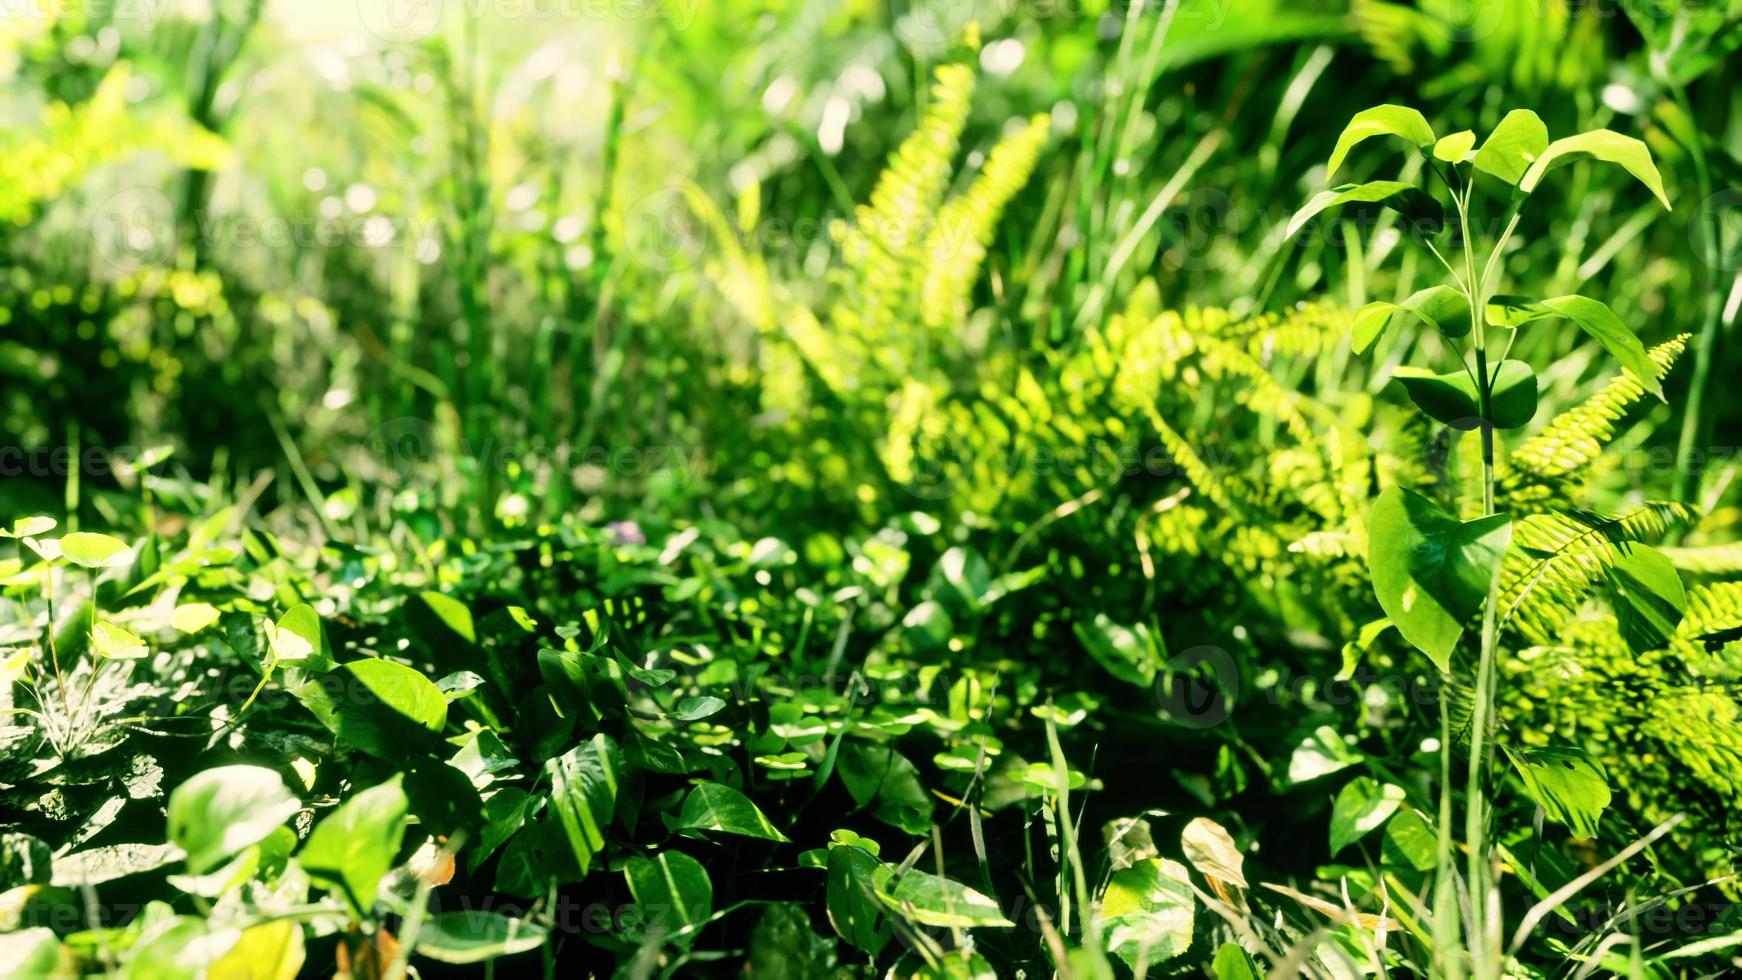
[1290, 105, 1683, 979]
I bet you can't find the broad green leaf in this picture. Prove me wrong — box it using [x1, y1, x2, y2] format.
[623, 850, 713, 943]
[171, 603, 222, 634]
[1368, 487, 1512, 670]
[1392, 359, 1537, 430]
[826, 845, 891, 955]
[1101, 857, 1196, 970]
[327, 658, 448, 758]
[881, 867, 1014, 929]
[1607, 545, 1686, 653]
[1504, 746, 1610, 839]
[1074, 614, 1163, 687]
[837, 742, 934, 834]
[1211, 942, 1262, 980]
[1326, 105, 1436, 176]
[545, 734, 622, 874]
[1472, 109, 1548, 185]
[207, 919, 304, 980]
[91, 620, 148, 660]
[1287, 181, 1443, 239]
[299, 775, 409, 917]
[677, 781, 790, 842]
[1180, 817, 1247, 888]
[1329, 778, 1405, 853]
[1382, 809, 1437, 872]
[1482, 295, 1664, 399]
[1351, 284, 1469, 353]
[167, 765, 300, 875]
[1287, 725, 1360, 785]
[1, 516, 56, 539]
[416, 591, 477, 644]
[416, 911, 548, 965]
[60, 531, 132, 568]
[265, 604, 321, 664]
[1432, 130, 1474, 162]
[670, 695, 725, 721]
[1520, 129, 1671, 209]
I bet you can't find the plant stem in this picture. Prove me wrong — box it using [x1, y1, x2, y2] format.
[1668, 77, 1725, 504]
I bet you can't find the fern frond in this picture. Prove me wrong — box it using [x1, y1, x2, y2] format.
[1662, 542, 1742, 577]
[923, 114, 1049, 331]
[1502, 334, 1690, 502]
[1499, 502, 1700, 646]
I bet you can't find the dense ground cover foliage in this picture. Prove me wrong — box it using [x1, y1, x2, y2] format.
[2, 1, 1741, 977]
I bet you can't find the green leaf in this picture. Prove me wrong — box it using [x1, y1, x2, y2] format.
[1074, 614, 1164, 687]
[1392, 359, 1537, 430]
[1481, 295, 1664, 399]
[325, 659, 449, 758]
[90, 620, 148, 660]
[1472, 109, 1548, 185]
[1606, 545, 1686, 653]
[1326, 104, 1436, 176]
[837, 742, 934, 834]
[826, 845, 891, 956]
[1329, 778, 1405, 854]
[170, 603, 222, 634]
[1382, 809, 1437, 871]
[1432, 130, 1474, 162]
[545, 734, 622, 874]
[1520, 129, 1671, 209]
[676, 781, 790, 842]
[670, 695, 725, 721]
[1368, 487, 1512, 670]
[1101, 857, 1196, 969]
[881, 867, 1014, 929]
[1287, 725, 1360, 785]
[166, 765, 300, 875]
[1287, 181, 1443, 239]
[1504, 746, 1610, 839]
[1351, 284, 1469, 353]
[1211, 942, 1262, 980]
[265, 604, 322, 665]
[299, 775, 409, 917]
[1, 516, 56, 539]
[60, 531, 132, 568]
[207, 920, 304, 980]
[416, 911, 547, 965]
[623, 850, 713, 944]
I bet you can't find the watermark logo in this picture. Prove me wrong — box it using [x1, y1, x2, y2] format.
[1155, 644, 1237, 728]
[92, 187, 175, 273]
[622, 187, 708, 273]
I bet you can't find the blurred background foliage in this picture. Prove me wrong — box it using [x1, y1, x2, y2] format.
[2, 0, 1742, 909]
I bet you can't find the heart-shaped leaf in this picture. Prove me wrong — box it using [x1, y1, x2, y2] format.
[1329, 777, 1405, 853]
[299, 775, 409, 917]
[61, 532, 133, 569]
[623, 850, 713, 944]
[1368, 487, 1512, 670]
[167, 765, 300, 875]
[1101, 857, 1196, 970]
[676, 782, 790, 842]
[545, 734, 622, 874]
